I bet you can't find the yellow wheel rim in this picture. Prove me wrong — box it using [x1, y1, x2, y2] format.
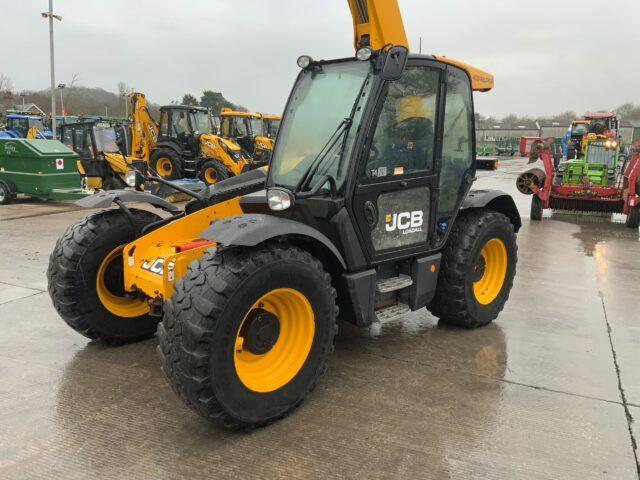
[472, 238, 508, 305]
[234, 288, 315, 393]
[156, 157, 173, 177]
[96, 246, 149, 318]
[204, 167, 217, 184]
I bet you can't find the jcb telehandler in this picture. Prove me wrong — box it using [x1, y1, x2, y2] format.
[48, 0, 520, 429]
[128, 93, 250, 185]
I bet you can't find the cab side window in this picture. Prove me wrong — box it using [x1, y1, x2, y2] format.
[159, 111, 169, 136]
[364, 67, 439, 179]
[437, 69, 473, 214]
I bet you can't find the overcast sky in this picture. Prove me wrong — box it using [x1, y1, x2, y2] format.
[3, 0, 639, 118]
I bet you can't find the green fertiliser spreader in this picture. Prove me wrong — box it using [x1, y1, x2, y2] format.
[0, 139, 87, 204]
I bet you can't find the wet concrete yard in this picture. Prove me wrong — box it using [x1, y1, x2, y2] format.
[1, 158, 639, 479]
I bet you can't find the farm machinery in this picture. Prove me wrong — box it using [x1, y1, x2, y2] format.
[0, 113, 53, 140]
[566, 112, 619, 160]
[517, 137, 640, 227]
[128, 92, 251, 184]
[48, 0, 520, 429]
[218, 109, 276, 164]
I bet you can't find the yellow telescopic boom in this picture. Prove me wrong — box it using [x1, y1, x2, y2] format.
[347, 0, 408, 51]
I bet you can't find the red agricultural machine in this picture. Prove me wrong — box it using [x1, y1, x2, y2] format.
[516, 138, 640, 228]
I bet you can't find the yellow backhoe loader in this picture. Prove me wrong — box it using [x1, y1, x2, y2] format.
[128, 93, 251, 185]
[218, 108, 275, 164]
[49, 0, 519, 430]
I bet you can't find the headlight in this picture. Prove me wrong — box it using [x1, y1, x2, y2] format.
[356, 46, 373, 61]
[297, 55, 312, 69]
[125, 170, 138, 187]
[267, 188, 293, 211]
[605, 140, 613, 148]
[612, 140, 618, 148]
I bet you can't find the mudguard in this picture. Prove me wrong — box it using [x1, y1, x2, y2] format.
[200, 213, 347, 269]
[75, 190, 181, 213]
[462, 189, 522, 231]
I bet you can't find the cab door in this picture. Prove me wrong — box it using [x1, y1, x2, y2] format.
[350, 60, 444, 263]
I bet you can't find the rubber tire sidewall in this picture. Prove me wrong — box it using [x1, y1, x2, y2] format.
[48, 209, 161, 344]
[626, 205, 640, 229]
[199, 159, 229, 186]
[463, 218, 518, 325]
[150, 149, 183, 180]
[208, 258, 335, 424]
[0, 182, 12, 205]
[531, 195, 543, 221]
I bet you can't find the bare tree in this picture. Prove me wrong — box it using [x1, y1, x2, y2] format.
[0, 74, 14, 93]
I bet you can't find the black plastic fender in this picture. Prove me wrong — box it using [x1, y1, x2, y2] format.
[200, 213, 347, 269]
[75, 190, 181, 213]
[461, 189, 522, 232]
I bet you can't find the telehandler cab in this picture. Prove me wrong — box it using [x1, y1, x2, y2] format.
[48, 0, 520, 429]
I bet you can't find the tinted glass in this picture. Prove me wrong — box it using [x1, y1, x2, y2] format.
[364, 67, 439, 179]
[438, 69, 473, 214]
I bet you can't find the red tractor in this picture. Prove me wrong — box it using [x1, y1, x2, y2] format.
[516, 138, 640, 228]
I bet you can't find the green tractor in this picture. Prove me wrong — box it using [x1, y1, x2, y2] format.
[560, 137, 620, 187]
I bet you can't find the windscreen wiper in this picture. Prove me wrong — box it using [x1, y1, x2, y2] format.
[294, 73, 371, 195]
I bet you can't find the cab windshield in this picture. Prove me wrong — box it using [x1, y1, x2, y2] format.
[265, 119, 280, 137]
[269, 61, 373, 191]
[249, 118, 263, 136]
[571, 123, 588, 136]
[94, 126, 118, 153]
[190, 110, 212, 134]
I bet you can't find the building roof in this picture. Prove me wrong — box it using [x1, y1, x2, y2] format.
[12, 103, 46, 116]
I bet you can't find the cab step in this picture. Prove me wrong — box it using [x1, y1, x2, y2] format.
[375, 303, 410, 322]
[376, 274, 413, 293]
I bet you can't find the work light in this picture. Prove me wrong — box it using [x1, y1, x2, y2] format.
[297, 55, 312, 69]
[356, 46, 373, 61]
[267, 188, 293, 211]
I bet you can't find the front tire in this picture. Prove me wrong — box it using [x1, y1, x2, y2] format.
[158, 243, 337, 429]
[150, 149, 182, 180]
[428, 210, 517, 329]
[47, 208, 162, 345]
[199, 158, 229, 185]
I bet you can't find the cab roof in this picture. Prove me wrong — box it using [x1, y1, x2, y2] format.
[161, 105, 209, 113]
[220, 108, 262, 119]
[431, 55, 494, 92]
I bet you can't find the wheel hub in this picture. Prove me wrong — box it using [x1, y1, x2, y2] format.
[472, 255, 486, 282]
[243, 309, 280, 354]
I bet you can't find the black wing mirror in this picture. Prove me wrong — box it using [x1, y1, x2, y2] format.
[380, 46, 409, 81]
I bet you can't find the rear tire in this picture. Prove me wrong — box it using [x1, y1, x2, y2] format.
[428, 210, 517, 329]
[150, 149, 182, 180]
[158, 242, 338, 429]
[47, 208, 162, 345]
[626, 205, 640, 229]
[199, 158, 229, 185]
[530, 195, 543, 221]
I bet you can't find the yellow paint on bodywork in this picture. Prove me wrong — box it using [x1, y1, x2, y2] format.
[347, 0, 408, 51]
[26, 127, 38, 139]
[199, 134, 247, 176]
[122, 198, 243, 299]
[129, 92, 158, 161]
[433, 56, 494, 92]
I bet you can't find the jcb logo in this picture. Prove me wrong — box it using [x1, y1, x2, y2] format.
[385, 211, 423, 234]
